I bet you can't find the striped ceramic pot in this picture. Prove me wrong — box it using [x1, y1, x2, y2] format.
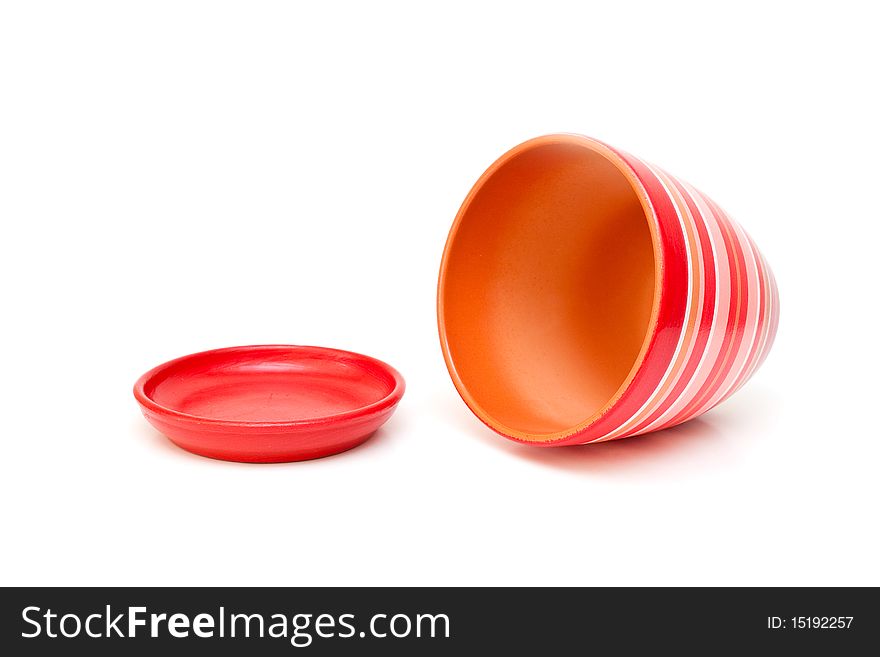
[437, 134, 778, 445]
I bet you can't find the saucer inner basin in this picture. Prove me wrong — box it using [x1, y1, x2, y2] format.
[144, 347, 397, 424]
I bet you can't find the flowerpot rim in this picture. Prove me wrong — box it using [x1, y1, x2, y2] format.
[437, 133, 665, 445]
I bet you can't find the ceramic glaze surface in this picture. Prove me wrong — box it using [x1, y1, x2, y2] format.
[134, 345, 405, 462]
[437, 134, 778, 445]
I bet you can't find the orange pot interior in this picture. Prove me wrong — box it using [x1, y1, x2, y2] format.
[438, 137, 658, 441]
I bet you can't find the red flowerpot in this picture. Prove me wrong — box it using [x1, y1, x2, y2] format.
[438, 134, 778, 445]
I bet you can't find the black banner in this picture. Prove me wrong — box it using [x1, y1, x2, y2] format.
[1, 587, 875, 654]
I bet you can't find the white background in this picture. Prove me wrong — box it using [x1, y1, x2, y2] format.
[1, 1, 878, 586]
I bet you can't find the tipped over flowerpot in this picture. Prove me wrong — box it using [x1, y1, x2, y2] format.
[437, 134, 778, 445]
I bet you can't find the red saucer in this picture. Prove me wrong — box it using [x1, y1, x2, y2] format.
[134, 345, 405, 463]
